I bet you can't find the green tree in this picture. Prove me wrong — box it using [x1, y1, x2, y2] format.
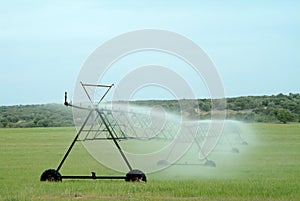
[36, 119, 49, 127]
[276, 108, 293, 124]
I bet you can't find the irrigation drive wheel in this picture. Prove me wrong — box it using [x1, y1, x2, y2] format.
[204, 160, 216, 167]
[40, 169, 62, 182]
[125, 169, 147, 182]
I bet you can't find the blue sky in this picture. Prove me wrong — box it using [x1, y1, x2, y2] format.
[0, 0, 299, 105]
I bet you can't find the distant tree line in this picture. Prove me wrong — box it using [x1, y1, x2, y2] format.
[0, 93, 299, 128]
[0, 104, 73, 128]
[130, 93, 300, 124]
[225, 93, 300, 123]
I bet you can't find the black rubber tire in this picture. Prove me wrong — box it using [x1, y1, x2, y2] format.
[204, 160, 216, 167]
[40, 169, 62, 182]
[231, 148, 240, 153]
[125, 169, 146, 182]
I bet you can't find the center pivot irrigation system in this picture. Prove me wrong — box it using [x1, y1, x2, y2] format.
[40, 82, 147, 182]
[40, 82, 248, 182]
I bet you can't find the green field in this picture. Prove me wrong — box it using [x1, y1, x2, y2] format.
[0, 124, 300, 200]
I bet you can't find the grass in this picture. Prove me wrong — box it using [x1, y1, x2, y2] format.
[0, 124, 300, 200]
